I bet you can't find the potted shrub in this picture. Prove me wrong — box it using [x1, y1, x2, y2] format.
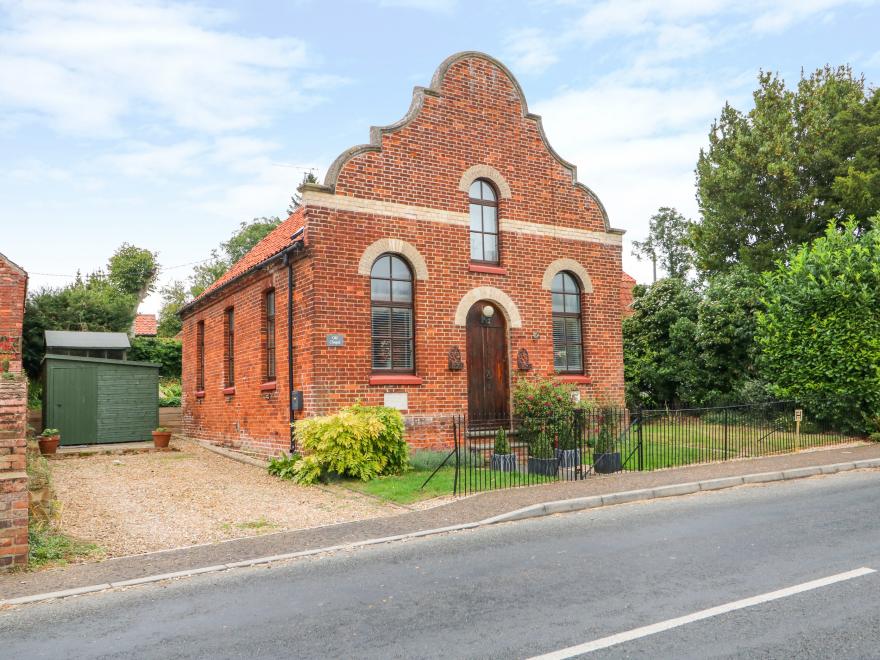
[592, 408, 622, 474]
[527, 432, 558, 477]
[152, 426, 172, 448]
[555, 422, 582, 468]
[38, 428, 61, 455]
[490, 428, 516, 472]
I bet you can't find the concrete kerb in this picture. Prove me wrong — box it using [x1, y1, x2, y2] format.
[3, 458, 880, 609]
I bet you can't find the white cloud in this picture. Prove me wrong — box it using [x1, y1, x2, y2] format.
[504, 28, 559, 75]
[534, 84, 727, 282]
[104, 141, 207, 179]
[0, 0, 315, 136]
[376, 0, 456, 12]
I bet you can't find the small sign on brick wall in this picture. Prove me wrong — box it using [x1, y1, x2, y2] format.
[326, 333, 345, 347]
[384, 392, 408, 411]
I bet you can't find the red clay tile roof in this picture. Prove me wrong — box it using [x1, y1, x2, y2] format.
[194, 208, 305, 303]
[133, 313, 158, 336]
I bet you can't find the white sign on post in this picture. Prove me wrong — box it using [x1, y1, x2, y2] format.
[794, 409, 803, 422]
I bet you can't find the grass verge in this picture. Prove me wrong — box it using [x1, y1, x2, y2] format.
[28, 523, 103, 569]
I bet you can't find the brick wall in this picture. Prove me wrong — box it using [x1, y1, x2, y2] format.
[182, 258, 313, 456]
[181, 52, 625, 456]
[0, 253, 28, 569]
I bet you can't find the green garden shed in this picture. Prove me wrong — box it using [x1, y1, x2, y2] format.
[42, 354, 160, 445]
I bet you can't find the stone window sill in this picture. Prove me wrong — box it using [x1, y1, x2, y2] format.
[222, 386, 236, 395]
[557, 375, 591, 384]
[260, 381, 277, 392]
[369, 375, 423, 386]
[194, 391, 206, 399]
[468, 263, 507, 276]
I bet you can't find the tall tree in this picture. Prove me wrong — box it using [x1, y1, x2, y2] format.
[694, 66, 871, 275]
[631, 207, 695, 280]
[156, 280, 187, 338]
[187, 217, 281, 298]
[623, 278, 702, 408]
[107, 244, 159, 299]
[832, 91, 880, 220]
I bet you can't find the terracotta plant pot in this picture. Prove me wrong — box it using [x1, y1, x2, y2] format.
[38, 435, 60, 455]
[152, 431, 172, 448]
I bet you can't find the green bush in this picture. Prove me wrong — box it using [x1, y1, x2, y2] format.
[529, 433, 554, 459]
[291, 404, 409, 485]
[267, 452, 302, 480]
[493, 428, 510, 455]
[594, 407, 620, 453]
[756, 218, 880, 433]
[513, 377, 588, 424]
[129, 337, 182, 378]
[408, 450, 451, 471]
[159, 378, 182, 407]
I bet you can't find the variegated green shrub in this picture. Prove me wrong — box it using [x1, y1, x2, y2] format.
[291, 404, 409, 484]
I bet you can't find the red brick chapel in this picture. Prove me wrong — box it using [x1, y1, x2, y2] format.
[180, 51, 626, 457]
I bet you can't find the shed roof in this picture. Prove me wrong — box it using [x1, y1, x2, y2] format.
[45, 330, 131, 350]
[41, 353, 159, 368]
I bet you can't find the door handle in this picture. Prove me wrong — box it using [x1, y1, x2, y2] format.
[485, 369, 491, 381]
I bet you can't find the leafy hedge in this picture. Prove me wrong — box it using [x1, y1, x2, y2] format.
[757, 219, 880, 433]
[289, 404, 409, 484]
[129, 337, 182, 378]
[159, 379, 181, 407]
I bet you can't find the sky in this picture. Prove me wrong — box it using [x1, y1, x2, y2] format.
[2, 0, 879, 314]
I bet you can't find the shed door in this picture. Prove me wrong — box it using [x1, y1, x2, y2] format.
[50, 366, 98, 445]
[466, 301, 510, 420]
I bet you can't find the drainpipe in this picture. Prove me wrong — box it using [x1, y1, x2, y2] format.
[285, 231, 304, 453]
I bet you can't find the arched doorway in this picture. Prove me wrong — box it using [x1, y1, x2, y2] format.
[466, 301, 510, 420]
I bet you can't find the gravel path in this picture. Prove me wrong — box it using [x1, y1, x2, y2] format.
[51, 439, 397, 558]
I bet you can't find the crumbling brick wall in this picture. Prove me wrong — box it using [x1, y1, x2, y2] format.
[0, 252, 28, 569]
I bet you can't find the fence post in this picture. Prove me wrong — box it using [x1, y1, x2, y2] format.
[453, 416, 459, 496]
[637, 409, 644, 471]
[723, 407, 729, 458]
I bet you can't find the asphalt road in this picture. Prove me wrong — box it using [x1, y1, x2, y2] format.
[3, 470, 880, 659]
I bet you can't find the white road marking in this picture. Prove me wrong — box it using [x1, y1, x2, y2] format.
[529, 567, 876, 659]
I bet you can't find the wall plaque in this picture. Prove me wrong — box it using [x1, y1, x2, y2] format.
[384, 392, 408, 411]
[447, 347, 463, 371]
[326, 334, 345, 347]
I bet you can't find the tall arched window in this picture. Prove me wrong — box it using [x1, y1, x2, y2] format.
[552, 272, 583, 373]
[469, 179, 499, 264]
[371, 254, 414, 372]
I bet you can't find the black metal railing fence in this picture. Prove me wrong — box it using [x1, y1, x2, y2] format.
[452, 401, 859, 495]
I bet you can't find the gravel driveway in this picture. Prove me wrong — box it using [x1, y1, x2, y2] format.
[50, 439, 398, 558]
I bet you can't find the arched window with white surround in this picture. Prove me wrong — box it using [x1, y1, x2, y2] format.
[551, 271, 583, 373]
[469, 179, 499, 264]
[370, 254, 414, 372]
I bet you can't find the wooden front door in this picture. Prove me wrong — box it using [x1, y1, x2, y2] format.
[466, 301, 510, 420]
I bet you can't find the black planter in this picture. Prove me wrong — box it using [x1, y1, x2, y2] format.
[528, 456, 558, 477]
[555, 448, 582, 468]
[491, 453, 517, 472]
[593, 451, 622, 474]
